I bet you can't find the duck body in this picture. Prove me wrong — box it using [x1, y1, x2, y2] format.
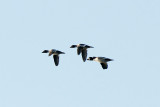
[42, 49, 65, 66]
[87, 57, 113, 69]
[70, 44, 94, 62]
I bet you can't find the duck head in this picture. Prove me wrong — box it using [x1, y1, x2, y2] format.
[42, 50, 49, 53]
[87, 57, 96, 61]
[70, 45, 77, 48]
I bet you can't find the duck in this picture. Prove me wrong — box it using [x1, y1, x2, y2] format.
[70, 44, 94, 62]
[87, 57, 113, 69]
[42, 49, 65, 66]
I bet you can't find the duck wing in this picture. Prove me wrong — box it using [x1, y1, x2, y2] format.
[77, 47, 82, 55]
[82, 49, 87, 62]
[53, 55, 59, 66]
[100, 63, 108, 69]
[105, 58, 113, 61]
[56, 50, 65, 54]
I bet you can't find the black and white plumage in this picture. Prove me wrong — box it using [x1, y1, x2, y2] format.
[87, 57, 113, 69]
[70, 44, 94, 62]
[42, 49, 65, 66]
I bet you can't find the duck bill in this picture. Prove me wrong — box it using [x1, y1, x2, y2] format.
[110, 59, 113, 61]
[87, 58, 91, 60]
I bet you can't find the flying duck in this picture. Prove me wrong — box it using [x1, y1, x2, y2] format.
[42, 49, 65, 66]
[70, 44, 94, 62]
[87, 57, 113, 69]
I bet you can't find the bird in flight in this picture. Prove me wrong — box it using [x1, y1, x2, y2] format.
[42, 49, 65, 66]
[70, 44, 94, 62]
[87, 57, 113, 69]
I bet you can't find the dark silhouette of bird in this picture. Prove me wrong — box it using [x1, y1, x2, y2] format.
[87, 57, 113, 69]
[42, 49, 65, 66]
[70, 44, 94, 62]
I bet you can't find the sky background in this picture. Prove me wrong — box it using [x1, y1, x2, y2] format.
[0, 0, 160, 107]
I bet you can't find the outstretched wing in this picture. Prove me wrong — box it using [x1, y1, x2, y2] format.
[85, 45, 94, 48]
[105, 58, 113, 61]
[56, 50, 65, 54]
[100, 63, 108, 69]
[77, 47, 82, 55]
[82, 49, 87, 62]
[53, 55, 59, 66]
